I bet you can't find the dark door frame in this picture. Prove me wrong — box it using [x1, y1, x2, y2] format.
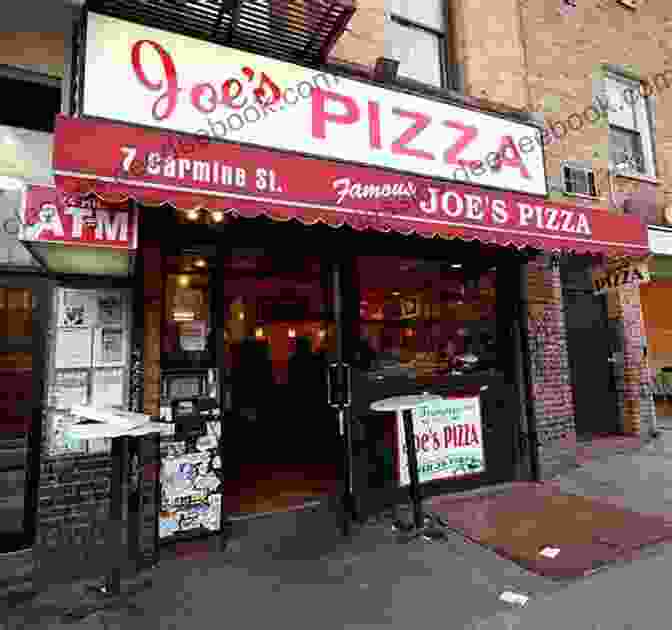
[561, 265, 620, 438]
[0, 273, 51, 553]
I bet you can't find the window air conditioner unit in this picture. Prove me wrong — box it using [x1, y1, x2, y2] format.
[562, 165, 598, 198]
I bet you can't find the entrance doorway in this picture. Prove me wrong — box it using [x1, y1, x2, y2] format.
[0, 276, 46, 553]
[561, 259, 620, 437]
[161, 212, 526, 521]
[218, 244, 341, 515]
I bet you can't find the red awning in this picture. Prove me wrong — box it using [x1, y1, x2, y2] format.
[52, 115, 650, 258]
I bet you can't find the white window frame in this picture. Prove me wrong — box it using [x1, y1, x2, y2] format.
[606, 73, 656, 178]
[386, 6, 448, 89]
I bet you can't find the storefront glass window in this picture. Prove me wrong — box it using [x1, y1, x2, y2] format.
[354, 256, 498, 380]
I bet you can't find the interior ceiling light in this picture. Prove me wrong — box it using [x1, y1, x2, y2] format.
[451, 264, 463, 269]
[392, 291, 400, 296]
[255, 327, 264, 338]
[194, 259, 207, 268]
[186, 210, 199, 220]
[211, 210, 225, 222]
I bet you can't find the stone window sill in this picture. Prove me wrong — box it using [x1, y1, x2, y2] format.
[612, 171, 661, 186]
[563, 192, 608, 203]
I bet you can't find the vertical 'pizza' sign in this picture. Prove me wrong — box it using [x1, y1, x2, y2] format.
[398, 396, 486, 486]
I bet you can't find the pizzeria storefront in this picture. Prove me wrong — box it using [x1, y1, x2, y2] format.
[22, 11, 650, 551]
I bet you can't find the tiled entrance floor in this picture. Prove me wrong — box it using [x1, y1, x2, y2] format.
[427, 483, 672, 579]
[221, 462, 338, 515]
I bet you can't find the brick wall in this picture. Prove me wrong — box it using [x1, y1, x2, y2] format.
[525, 255, 577, 479]
[0, 32, 67, 78]
[518, 0, 672, 214]
[606, 283, 656, 436]
[328, 0, 385, 71]
[523, 254, 654, 479]
[34, 454, 113, 588]
[453, 0, 528, 109]
[32, 436, 160, 591]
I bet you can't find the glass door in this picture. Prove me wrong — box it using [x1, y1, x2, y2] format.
[0, 276, 47, 552]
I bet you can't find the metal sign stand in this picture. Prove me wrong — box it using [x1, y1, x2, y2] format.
[64, 436, 154, 621]
[396, 408, 449, 543]
[369, 395, 449, 544]
[61, 409, 162, 622]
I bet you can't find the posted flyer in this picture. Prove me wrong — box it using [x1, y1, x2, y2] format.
[97, 294, 123, 326]
[59, 290, 96, 327]
[54, 328, 93, 369]
[95, 328, 125, 365]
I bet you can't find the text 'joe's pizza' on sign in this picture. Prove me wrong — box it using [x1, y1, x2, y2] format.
[397, 396, 486, 487]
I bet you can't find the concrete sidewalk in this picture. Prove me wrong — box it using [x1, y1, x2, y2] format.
[4, 431, 672, 630]
[3, 512, 564, 630]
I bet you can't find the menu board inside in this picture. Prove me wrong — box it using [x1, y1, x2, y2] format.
[46, 288, 132, 455]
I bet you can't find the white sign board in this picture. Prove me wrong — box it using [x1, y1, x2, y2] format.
[398, 396, 486, 486]
[648, 227, 672, 256]
[83, 12, 547, 196]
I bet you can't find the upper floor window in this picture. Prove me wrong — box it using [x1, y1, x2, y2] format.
[385, 0, 447, 88]
[606, 74, 655, 178]
[0, 73, 60, 133]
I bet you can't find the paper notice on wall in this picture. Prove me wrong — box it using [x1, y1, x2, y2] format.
[59, 290, 96, 327]
[95, 328, 124, 365]
[49, 369, 89, 409]
[91, 367, 124, 408]
[54, 327, 93, 369]
[97, 294, 123, 326]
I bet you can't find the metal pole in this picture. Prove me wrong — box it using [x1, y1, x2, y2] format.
[106, 435, 127, 595]
[401, 408, 423, 530]
[332, 263, 355, 529]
